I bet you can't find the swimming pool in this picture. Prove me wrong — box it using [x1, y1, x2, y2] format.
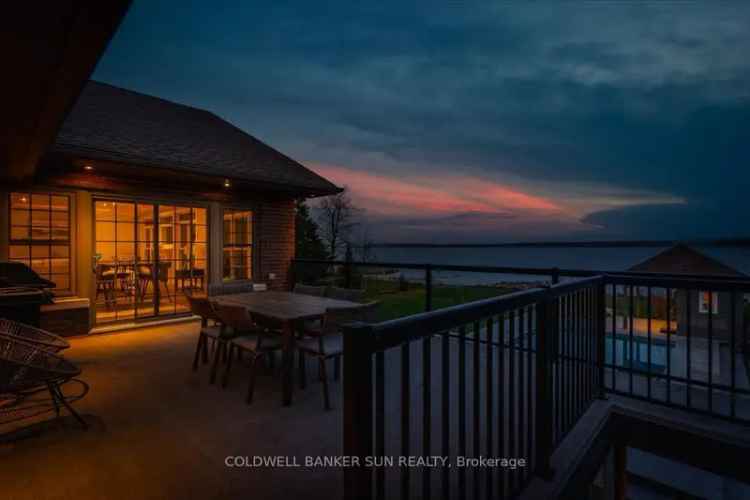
[605, 334, 672, 373]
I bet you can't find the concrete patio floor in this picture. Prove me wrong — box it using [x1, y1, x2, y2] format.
[0, 320, 344, 500]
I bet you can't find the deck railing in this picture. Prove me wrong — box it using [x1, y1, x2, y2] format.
[290, 259, 750, 498]
[341, 276, 605, 499]
[602, 275, 750, 422]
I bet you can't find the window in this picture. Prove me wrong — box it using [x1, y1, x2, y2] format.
[223, 209, 253, 280]
[9, 192, 71, 291]
[698, 291, 718, 314]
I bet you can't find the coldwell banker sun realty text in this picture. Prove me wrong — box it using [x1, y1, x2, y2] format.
[225, 456, 527, 469]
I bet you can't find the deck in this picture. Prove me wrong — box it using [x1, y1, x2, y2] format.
[0, 321, 344, 500]
[2, 319, 748, 499]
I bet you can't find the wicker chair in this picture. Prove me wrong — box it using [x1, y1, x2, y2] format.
[293, 284, 327, 297]
[0, 336, 87, 428]
[0, 318, 70, 352]
[212, 303, 282, 404]
[298, 301, 380, 410]
[327, 286, 365, 303]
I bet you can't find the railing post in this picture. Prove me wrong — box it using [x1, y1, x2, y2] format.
[343, 322, 374, 500]
[597, 281, 607, 399]
[551, 268, 560, 285]
[535, 292, 556, 479]
[425, 264, 433, 312]
[289, 259, 297, 291]
[344, 245, 353, 289]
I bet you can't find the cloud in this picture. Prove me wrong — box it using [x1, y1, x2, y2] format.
[309, 163, 563, 217]
[94, 1, 750, 241]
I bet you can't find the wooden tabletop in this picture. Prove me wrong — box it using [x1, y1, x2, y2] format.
[212, 291, 362, 321]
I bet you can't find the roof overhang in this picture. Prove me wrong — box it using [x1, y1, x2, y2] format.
[32, 153, 342, 200]
[0, 2, 131, 183]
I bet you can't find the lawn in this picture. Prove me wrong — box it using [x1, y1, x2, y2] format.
[362, 279, 519, 321]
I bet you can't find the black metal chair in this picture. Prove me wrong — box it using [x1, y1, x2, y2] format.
[0, 318, 70, 352]
[212, 303, 282, 404]
[0, 336, 88, 429]
[297, 301, 380, 410]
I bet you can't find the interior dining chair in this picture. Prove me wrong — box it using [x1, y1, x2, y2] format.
[95, 263, 116, 308]
[297, 301, 380, 410]
[212, 303, 282, 404]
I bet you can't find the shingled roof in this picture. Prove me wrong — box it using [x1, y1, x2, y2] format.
[628, 243, 747, 277]
[50, 81, 340, 195]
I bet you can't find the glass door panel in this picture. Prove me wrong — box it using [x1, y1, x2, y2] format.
[94, 199, 207, 325]
[95, 200, 158, 324]
[135, 203, 156, 318]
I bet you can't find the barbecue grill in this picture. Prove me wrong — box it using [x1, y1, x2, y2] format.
[0, 262, 55, 327]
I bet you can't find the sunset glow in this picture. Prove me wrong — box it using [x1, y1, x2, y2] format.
[309, 164, 564, 218]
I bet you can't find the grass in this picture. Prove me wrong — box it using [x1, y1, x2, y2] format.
[362, 279, 519, 321]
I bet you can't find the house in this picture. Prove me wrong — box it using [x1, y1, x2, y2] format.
[0, 81, 340, 334]
[628, 243, 746, 347]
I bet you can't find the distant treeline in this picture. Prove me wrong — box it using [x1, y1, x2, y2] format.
[369, 238, 750, 249]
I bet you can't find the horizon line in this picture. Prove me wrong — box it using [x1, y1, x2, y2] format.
[367, 238, 750, 249]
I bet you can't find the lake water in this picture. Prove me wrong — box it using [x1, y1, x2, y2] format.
[370, 245, 750, 286]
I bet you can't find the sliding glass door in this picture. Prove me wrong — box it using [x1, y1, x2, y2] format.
[94, 199, 207, 325]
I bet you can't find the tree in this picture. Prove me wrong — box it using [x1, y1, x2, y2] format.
[353, 221, 376, 263]
[316, 187, 359, 260]
[295, 200, 327, 259]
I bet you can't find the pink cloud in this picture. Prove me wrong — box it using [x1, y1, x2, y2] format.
[309, 163, 564, 217]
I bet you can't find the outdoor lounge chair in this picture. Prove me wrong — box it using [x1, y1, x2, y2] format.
[212, 303, 282, 404]
[0, 336, 87, 429]
[297, 301, 380, 410]
[0, 318, 70, 352]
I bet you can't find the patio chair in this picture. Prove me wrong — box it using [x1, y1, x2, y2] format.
[185, 291, 225, 378]
[212, 303, 282, 404]
[207, 282, 254, 297]
[293, 284, 327, 297]
[0, 318, 70, 353]
[297, 301, 380, 410]
[327, 286, 365, 303]
[0, 336, 87, 429]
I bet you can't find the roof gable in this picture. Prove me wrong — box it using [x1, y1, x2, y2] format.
[628, 243, 746, 277]
[50, 81, 339, 195]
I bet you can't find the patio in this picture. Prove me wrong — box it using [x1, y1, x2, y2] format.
[0, 320, 344, 500]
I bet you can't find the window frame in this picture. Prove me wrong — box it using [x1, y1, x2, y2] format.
[222, 207, 255, 282]
[8, 191, 73, 295]
[698, 290, 718, 315]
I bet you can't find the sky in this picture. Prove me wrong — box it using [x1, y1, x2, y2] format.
[93, 1, 750, 243]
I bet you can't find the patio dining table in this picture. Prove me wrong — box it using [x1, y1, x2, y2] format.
[212, 291, 362, 406]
